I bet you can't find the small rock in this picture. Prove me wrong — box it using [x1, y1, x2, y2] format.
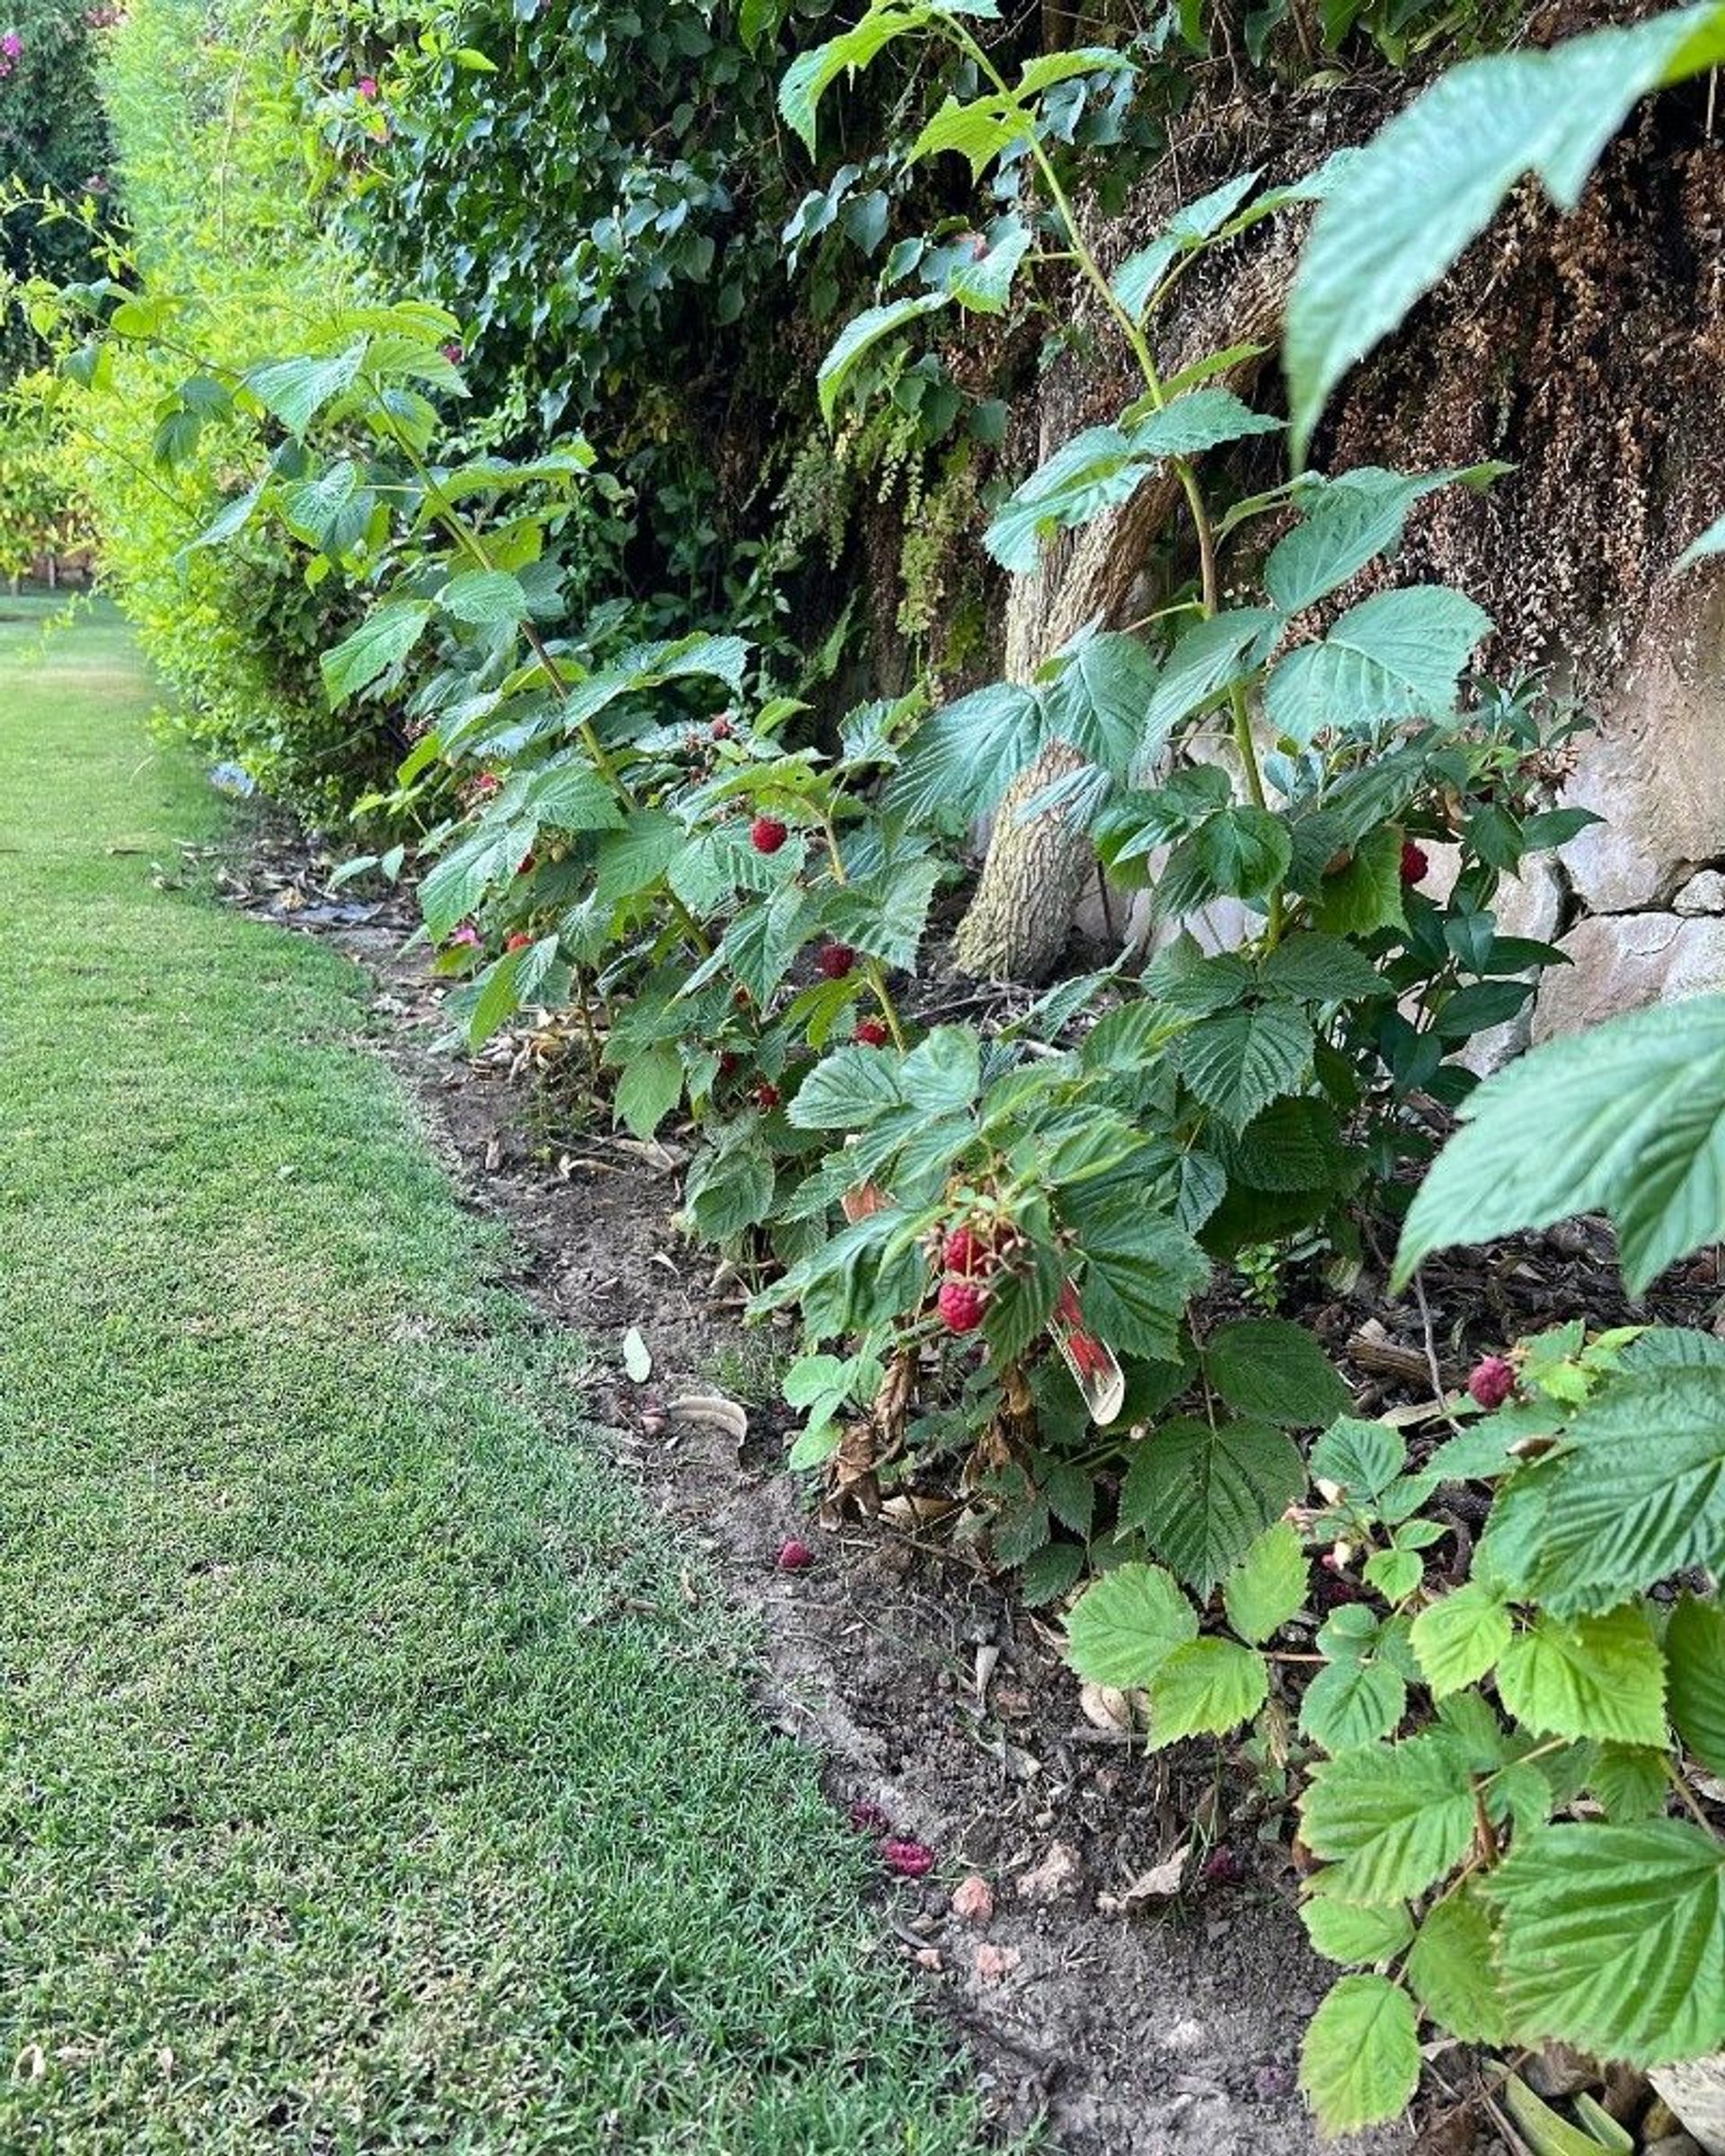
[913, 1947, 943, 1973]
[1644, 2137, 1703, 2156]
[974, 1943, 1022, 1985]
[950, 1875, 995, 1925]
[1162, 2018, 1209, 2054]
[1015, 1841, 1085, 1905]
[1676, 869, 1725, 916]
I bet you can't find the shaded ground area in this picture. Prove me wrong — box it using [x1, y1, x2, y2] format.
[0, 598, 988, 2153]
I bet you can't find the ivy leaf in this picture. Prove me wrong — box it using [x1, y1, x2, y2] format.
[1066, 1560, 1198, 1688]
[1265, 587, 1492, 746]
[1148, 1638, 1269, 1745]
[1284, 4, 1725, 460]
[1406, 1886, 1508, 2046]
[1223, 1521, 1309, 1645]
[1174, 1003, 1314, 1129]
[1410, 1582, 1512, 1698]
[1480, 1372, 1725, 1615]
[1301, 1894, 1414, 1966]
[1300, 1734, 1477, 1902]
[816, 294, 949, 425]
[1496, 1604, 1668, 1748]
[1204, 1317, 1351, 1427]
[1667, 1594, 1725, 1775]
[1298, 1975, 1420, 2136]
[1395, 995, 1725, 1296]
[1119, 1417, 1305, 1594]
[1482, 1819, 1725, 2066]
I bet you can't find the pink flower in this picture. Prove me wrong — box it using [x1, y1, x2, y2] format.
[448, 922, 482, 951]
[1, 32, 22, 58]
[442, 342, 464, 365]
[356, 74, 378, 99]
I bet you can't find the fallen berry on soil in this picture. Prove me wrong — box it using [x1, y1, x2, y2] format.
[755, 1081, 781, 1109]
[1400, 839, 1429, 886]
[776, 1537, 814, 1571]
[1202, 1847, 1244, 1887]
[882, 1839, 935, 1878]
[816, 941, 856, 979]
[854, 1017, 890, 1047]
[1468, 1354, 1516, 1409]
[749, 816, 788, 854]
[848, 1799, 891, 1834]
[937, 1278, 986, 1334]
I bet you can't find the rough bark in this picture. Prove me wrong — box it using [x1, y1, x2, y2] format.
[950, 247, 1294, 984]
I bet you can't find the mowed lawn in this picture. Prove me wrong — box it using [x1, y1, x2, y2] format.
[0, 596, 986, 2152]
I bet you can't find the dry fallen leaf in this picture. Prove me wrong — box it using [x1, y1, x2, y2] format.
[666, 1392, 748, 1445]
[621, 1326, 652, 1383]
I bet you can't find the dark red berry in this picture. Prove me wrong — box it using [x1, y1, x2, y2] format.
[854, 1017, 890, 1047]
[1468, 1355, 1516, 1409]
[942, 1226, 990, 1277]
[776, 1537, 814, 1571]
[817, 942, 856, 980]
[1202, 1847, 1244, 1887]
[750, 816, 788, 854]
[848, 1799, 891, 1834]
[718, 1050, 739, 1076]
[937, 1279, 985, 1334]
[755, 1082, 781, 1110]
[1400, 840, 1429, 887]
[517, 851, 535, 876]
[882, 1839, 936, 1878]
[711, 716, 734, 740]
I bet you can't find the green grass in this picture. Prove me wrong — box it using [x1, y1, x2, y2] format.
[0, 600, 986, 2152]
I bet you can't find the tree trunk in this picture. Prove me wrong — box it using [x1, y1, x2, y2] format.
[949, 238, 1295, 983]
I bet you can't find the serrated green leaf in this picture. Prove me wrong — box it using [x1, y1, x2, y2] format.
[1127, 385, 1284, 460]
[1285, 5, 1725, 460]
[1144, 607, 1280, 735]
[1311, 1414, 1404, 1504]
[1301, 1894, 1415, 1966]
[817, 294, 949, 425]
[1482, 1818, 1725, 2066]
[1497, 1604, 1668, 1747]
[1302, 1655, 1407, 1754]
[1396, 995, 1725, 1296]
[1111, 172, 1261, 321]
[1410, 1582, 1512, 1698]
[1301, 1734, 1477, 1902]
[1264, 465, 1496, 614]
[440, 568, 532, 627]
[244, 342, 365, 435]
[1119, 1417, 1305, 1594]
[1066, 1560, 1197, 1688]
[1267, 587, 1491, 747]
[786, 1044, 907, 1131]
[885, 681, 1044, 824]
[1589, 1743, 1674, 1824]
[322, 603, 432, 707]
[615, 1044, 683, 1139]
[1223, 1521, 1308, 1645]
[1205, 1317, 1351, 1427]
[1149, 1637, 1268, 1745]
[1260, 930, 1387, 1003]
[1175, 1004, 1314, 1129]
[1312, 823, 1407, 938]
[1406, 1884, 1508, 2045]
[983, 425, 1152, 575]
[778, 4, 946, 154]
[1298, 1975, 1420, 2135]
[1667, 1594, 1725, 1776]
[1480, 1371, 1725, 1616]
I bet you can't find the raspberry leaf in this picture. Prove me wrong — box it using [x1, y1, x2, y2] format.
[1298, 1975, 1420, 2135]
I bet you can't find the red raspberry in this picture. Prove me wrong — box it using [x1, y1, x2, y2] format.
[1401, 839, 1429, 887]
[711, 716, 734, 740]
[816, 942, 856, 980]
[717, 1051, 739, 1076]
[517, 851, 535, 876]
[942, 1226, 991, 1277]
[473, 772, 500, 796]
[1468, 1355, 1516, 1409]
[882, 1839, 936, 1878]
[504, 932, 531, 952]
[1202, 1847, 1244, 1887]
[937, 1279, 986, 1334]
[749, 816, 788, 854]
[755, 1082, 781, 1110]
[854, 1018, 890, 1047]
[776, 1537, 814, 1571]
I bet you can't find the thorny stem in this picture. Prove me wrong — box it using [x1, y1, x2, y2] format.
[819, 808, 909, 1050]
